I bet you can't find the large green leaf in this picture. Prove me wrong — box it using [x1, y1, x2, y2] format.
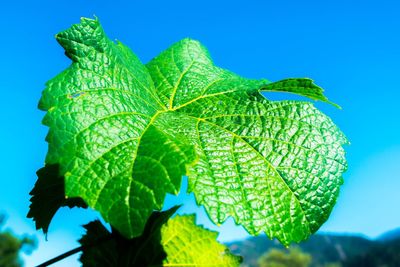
[38, 17, 348, 245]
[146, 38, 348, 245]
[40, 18, 196, 239]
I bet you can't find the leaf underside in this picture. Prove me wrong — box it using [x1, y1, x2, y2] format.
[34, 17, 348, 246]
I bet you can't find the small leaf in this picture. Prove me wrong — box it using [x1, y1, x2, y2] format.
[162, 215, 242, 266]
[79, 220, 116, 267]
[79, 207, 239, 266]
[27, 164, 87, 235]
[260, 78, 340, 108]
[79, 206, 179, 267]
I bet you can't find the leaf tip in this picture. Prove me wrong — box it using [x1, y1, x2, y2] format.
[326, 100, 342, 109]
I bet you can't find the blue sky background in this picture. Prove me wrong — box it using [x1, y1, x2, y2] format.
[1, 0, 400, 266]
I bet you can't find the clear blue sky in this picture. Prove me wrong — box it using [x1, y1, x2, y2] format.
[1, 0, 400, 266]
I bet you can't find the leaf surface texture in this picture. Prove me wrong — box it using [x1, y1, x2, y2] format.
[38, 17, 348, 245]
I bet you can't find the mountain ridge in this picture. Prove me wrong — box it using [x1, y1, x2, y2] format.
[377, 227, 400, 242]
[226, 228, 400, 267]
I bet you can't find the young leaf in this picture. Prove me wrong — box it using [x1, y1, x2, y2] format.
[27, 164, 87, 235]
[38, 17, 348, 246]
[260, 78, 340, 108]
[162, 215, 242, 266]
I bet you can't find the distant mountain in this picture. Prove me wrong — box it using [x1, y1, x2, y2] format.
[345, 237, 400, 267]
[226, 229, 400, 267]
[377, 227, 400, 242]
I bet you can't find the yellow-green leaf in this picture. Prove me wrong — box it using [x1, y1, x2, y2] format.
[162, 215, 241, 266]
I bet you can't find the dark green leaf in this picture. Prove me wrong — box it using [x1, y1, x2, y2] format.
[79, 205, 174, 266]
[27, 165, 87, 235]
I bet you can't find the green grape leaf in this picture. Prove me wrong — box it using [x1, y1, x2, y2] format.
[27, 164, 87, 235]
[162, 215, 242, 266]
[40, 18, 197, 239]
[38, 17, 348, 246]
[146, 39, 348, 245]
[260, 78, 340, 108]
[79, 207, 239, 266]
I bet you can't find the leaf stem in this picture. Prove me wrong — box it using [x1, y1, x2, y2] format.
[35, 246, 83, 267]
[35, 235, 112, 267]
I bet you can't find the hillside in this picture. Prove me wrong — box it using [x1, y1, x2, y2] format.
[378, 228, 400, 242]
[227, 230, 400, 267]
